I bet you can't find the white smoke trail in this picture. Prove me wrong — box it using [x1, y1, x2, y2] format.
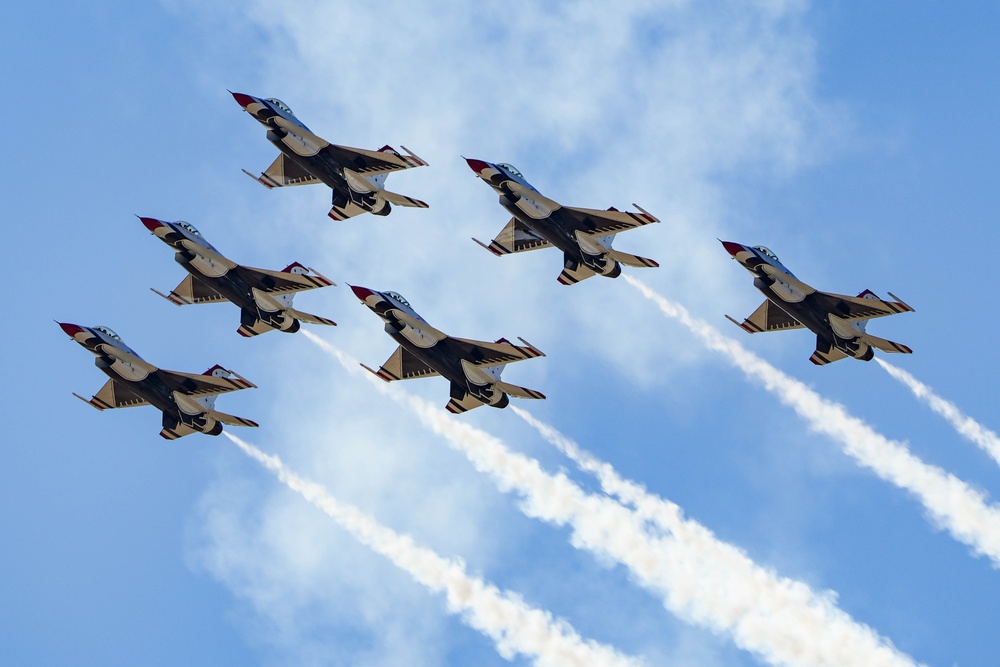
[875, 358, 1000, 467]
[625, 274, 1000, 567]
[303, 331, 921, 667]
[224, 431, 644, 667]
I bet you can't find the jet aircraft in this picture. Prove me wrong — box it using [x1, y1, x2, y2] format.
[231, 91, 429, 221]
[58, 323, 258, 439]
[465, 158, 660, 284]
[721, 241, 914, 365]
[141, 217, 336, 337]
[350, 286, 546, 413]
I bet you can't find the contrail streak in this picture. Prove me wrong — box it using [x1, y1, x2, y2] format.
[304, 332, 921, 667]
[509, 406, 927, 665]
[224, 431, 644, 667]
[875, 358, 1000, 467]
[625, 274, 1000, 567]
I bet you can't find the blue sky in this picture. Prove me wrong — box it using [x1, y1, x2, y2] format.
[4, 2, 999, 666]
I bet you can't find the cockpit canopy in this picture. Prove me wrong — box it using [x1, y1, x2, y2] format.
[753, 246, 780, 263]
[95, 326, 122, 342]
[265, 98, 294, 116]
[177, 221, 202, 237]
[385, 291, 411, 308]
[497, 163, 524, 179]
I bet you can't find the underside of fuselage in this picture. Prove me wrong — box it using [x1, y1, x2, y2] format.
[499, 201, 620, 278]
[755, 288, 873, 362]
[387, 333, 505, 408]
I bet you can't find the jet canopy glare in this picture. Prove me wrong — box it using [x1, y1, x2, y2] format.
[385, 291, 411, 308]
[265, 98, 294, 115]
[95, 326, 122, 342]
[753, 246, 780, 262]
[177, 221, 202, 237]
[497, 163, 524, 179]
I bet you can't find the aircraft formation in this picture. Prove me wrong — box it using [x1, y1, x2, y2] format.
[59, 91, 916, 438]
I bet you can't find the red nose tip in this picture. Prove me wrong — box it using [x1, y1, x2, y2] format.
[230, 91, 257, 109]
[349, 285, 376, 301]
[138, 216, 165, 232]
[720, 241, 746, 257]
[58, 322, 85, 338]
[465, 158, 491, 174]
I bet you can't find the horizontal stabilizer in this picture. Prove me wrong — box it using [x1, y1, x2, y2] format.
[285, 307, 336, 327]
[445, 392, 486, 414]
[207, 409, 259, 429]
[376, 186, 429, 209]
[861, 332, 913, 355]
[809, 347, 849, 366]
[557, 261, 597, 285]
[609, 250, 659, 268]
[160, 422, 199, 440]
[493, 380, 546, 401]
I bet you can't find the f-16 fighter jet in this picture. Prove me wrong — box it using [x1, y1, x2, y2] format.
[58, 322, 258, 439]
[231, 91, 429, 221]
[350, 286, 546, 413]
[721, 241, 915, 365]
[141, 217, 336, 337]
[465, 158, 660, 285]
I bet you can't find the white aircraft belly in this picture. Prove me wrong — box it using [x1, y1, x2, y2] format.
[400, 324, 438, 348]
[460, 359, 494, 387]
[515, 195, 554, 219]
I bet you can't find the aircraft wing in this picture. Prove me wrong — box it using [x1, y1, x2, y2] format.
[324, 143, 428, 177]
[362, 345, 441, 382]
[559, 205, 659, 237]
[449, 337, 545, 368]
[812, 289, 914, 323]
[158, 366, 256, 397]
[74, 378, 150, 410]
[244, 153, 322, 188]
[473, 217, 552, 256]
[727, 299, 805, 334]
[153, 275, 229, 306]
[236, 263, 334, 294]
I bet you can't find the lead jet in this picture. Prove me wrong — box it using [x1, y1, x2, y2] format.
[350, 286, 546, 413]
[465, 158, 660, 285]
[58, 322, 258, 439]
[721, 241, 915, 365]
[231, 91, 429, 221]
[141, 217, 336, 337]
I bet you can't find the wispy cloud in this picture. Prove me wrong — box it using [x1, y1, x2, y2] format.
[225, 432, 644, 667]
[875, 358, 1000, 467]
[305, 332, 920, 667]
[626, 274, 1000, 566]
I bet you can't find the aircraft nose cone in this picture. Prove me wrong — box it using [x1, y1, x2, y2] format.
[58, 322, 86, 338]
[720, 240, 746, 257]
[138, 216, 165, 232]
[465, 158, 491, 174]
[349, 284, 376, 301]
[230, 91, 257, 109]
